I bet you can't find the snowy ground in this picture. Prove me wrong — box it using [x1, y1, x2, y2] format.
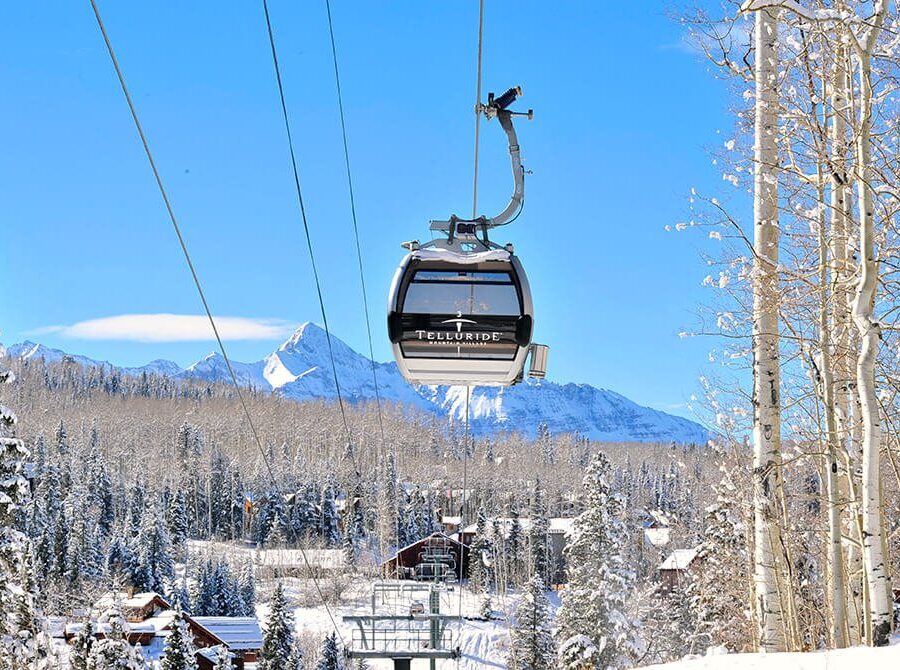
[189, 539, 555, 668]
[639, 637, 900, 670]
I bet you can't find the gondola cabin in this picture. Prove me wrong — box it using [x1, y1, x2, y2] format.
[387, 246, 533, 386]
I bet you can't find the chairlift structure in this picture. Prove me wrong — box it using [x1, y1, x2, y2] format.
[388, 86, 549, 386]
[344, 582, 462, 670]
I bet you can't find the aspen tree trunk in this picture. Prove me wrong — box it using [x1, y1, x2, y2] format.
[850, 3, 892, 644]
[750, 5, 786, 652]
[827, 37, 865, 646]
[818, 178, 848, 649]
[822, 37, 851, 649]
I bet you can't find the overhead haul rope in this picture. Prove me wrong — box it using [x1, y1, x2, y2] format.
[456, 0, 485, 654]
[261, 0, 359, 477]
[321, 0, 397, 570]
[87, 0, 346, 644]
[323, 0, 386, 449]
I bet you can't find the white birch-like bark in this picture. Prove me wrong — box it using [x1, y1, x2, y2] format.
[818, 178, 848, 649]
[827, 36, 864, 647]
[822, 36, 851, 649]
[749, 4, 786, 653]
[849, 1, 892, 645]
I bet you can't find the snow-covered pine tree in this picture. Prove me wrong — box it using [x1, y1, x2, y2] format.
[106, 536, 139, 590]
[192, 559, 215, 616]
[528, 482, 551, 584]
[537, 422, 555, 465]
[87, 605, 147, 670]
[86, 425, 114, 537]
[238, 559, 256, 616]
[342, 525, 358, 571]
[65, 484, 103, 588]
[161, 602, 198, 670]
[321, 483, 341, 548]
[378, 450, 399, 548]
[168, 578, 192, 616]
[557, 635, 600, 670]
[508, 576, 556, 670]
[691, 466, 751, 652]
[557, 452, 635, 670]
[135, 499, 175, 593]
[258, 583, 295, 670]
[70, 618, 95, 670]
[287, 638, 305, 670]
[316, 632, 344, 670]
[211, 560, 240, 616]
[468, 506, 491, 593]
[211, 646, 231, 670]
[166, 488, 189, 559]
[0, 361, 53, 668]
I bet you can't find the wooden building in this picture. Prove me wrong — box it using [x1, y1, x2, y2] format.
[64, 591, 262, 669]
[381, 532, 470, 582]
[657, 547, 700, 594]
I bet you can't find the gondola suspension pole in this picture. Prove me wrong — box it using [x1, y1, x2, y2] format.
[457, 0, 484, 655]
[471, 0, 485, 219]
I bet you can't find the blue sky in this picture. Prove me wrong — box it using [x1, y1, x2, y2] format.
[1, 1, 742, 420]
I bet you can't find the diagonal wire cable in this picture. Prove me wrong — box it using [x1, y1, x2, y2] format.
[87, 0, 346, 644]
[323, 0, 387, 449]
[261, 0, 357, 473]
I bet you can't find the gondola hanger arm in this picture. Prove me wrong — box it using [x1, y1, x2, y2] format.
[430, 85, 532, 238]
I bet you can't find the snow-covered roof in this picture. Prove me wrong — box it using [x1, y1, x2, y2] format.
[659, 547, 699, 571]
[192, 617, 262, 650]
[441, 515, 462, 526]
[94, 591, 169, 612]
[142, 611, 178, 633]
[65, 621, 156, 637]
[46, 616, 68, 638]
[644, 527, 671, 548]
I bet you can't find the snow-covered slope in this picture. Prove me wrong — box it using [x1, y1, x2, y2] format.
[431, 381, 708, 443]
[639, 639, 900, 670]
[4, 323, 708, 443]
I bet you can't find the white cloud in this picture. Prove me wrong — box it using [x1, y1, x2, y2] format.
[33, 314, 298, 343]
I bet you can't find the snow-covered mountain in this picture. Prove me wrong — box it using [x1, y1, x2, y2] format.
[5, 323, 708, 444]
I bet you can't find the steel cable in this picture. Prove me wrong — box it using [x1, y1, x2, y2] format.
[88, 0, 347, 644]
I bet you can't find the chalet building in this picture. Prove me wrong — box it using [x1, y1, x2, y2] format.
[657, 547, 700, 594]
[94, 591, 171, 624]
[63, 591, 262, 669]
[193, 617, 263, 665]
[640, 509, 673, 549]
[440, 515, 462, 535]
[381, 532, 470, 582]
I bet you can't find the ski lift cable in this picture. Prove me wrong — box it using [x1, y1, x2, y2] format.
[322, 0, 400, 579]
[261, 0, 358, 474]
[456, 0, 485, 650]
[87, 0, 347, 645]
[322, 0, 387, 449]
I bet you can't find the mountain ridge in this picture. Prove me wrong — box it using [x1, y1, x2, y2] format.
[4, 324, 709, 444]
